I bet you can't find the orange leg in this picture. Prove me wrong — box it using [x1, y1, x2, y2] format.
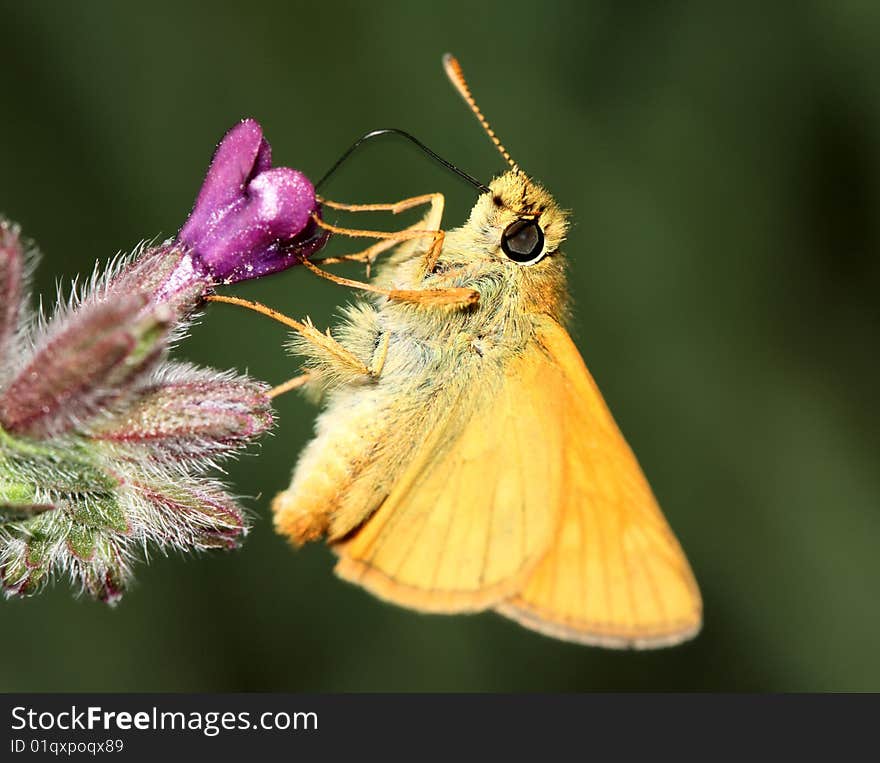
[313, 215, 445, 271]
[268, 373, 313, 399]
[313, 191, 446, 274]
[205, 295, 372, 382]
[313, 194, 443, 267]
[205, 296, 396, 397]
[319, 192, 444, 232]
[311, 238, 400, 267]
[309, 212, 474, 306]
[301, 258, 478, 309]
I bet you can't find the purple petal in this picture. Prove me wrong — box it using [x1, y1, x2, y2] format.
[178, 119, 270, 248]
[190, 167, 316, 283]
[225, 210, 330, 283]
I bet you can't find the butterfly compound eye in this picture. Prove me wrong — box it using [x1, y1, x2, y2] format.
[501, 219, 545, 265]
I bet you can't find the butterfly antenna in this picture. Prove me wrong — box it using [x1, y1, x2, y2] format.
[443, 53, 520, 172]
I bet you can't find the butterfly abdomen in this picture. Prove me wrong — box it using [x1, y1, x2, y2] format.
[273, 387, 393, 544]
[274, 327, 472, 545]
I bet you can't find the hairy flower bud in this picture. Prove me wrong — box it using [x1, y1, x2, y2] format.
[0, 256, 268, 601]
[108, 244, 209, 321]
[0, 221, 24, 367]
[130, 480, 246, 550]
[0, 295, 172, 438]
[92, 364, 274, 467]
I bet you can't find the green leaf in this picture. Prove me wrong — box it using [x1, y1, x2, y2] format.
[69, 493, 128, 533]
[25, 533, 49, 569]
[0, 428, 118, 494]
[67, 524, 97, 560]
[0, 478, 34, 504]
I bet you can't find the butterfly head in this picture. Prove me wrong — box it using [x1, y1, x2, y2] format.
[440, 55, 571, 315]
[467, 170, 569, 268]
[425, 170, 570, 320]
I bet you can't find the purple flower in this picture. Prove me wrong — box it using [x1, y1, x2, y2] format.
[0, 118, 324, 603]
[178, 118, 328, 285]
[0, 224, 275, 600]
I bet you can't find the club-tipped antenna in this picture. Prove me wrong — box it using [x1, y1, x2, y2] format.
[443, 53, 520, 173]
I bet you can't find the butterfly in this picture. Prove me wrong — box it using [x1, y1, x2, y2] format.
[226, 54, 702, 647]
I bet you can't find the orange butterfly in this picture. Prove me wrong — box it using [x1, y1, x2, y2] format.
[258, 55, 701, 647]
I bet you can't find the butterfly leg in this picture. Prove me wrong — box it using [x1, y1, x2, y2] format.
[320, 192, 445, 229]
[301, 258, 478, 308]
[313, 215, 446, 274]
[268, 373, 313, 399]
[309, 238, 400, 271]
[312, 194, 445, 277]
[204, 295, 374, 392]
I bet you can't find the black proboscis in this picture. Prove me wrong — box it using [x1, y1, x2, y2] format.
[317, 128, 492, 195]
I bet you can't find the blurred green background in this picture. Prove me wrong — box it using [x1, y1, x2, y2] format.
[1, 0, 878, 692]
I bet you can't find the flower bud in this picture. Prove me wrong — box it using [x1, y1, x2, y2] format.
[93, 366, 274, 465]
[0, 221, 24, 366]
[0, 115, 326, 603]
[132, 479, 246, 550]
[0, 294, 172, 438]
[108, 244, 209, 320]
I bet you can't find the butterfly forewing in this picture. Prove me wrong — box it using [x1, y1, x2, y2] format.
[496, 319, 702, 647]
